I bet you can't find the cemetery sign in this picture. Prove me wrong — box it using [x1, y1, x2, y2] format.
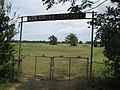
[27, 13, 86, 22]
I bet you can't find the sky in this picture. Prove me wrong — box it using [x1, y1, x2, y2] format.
[9, 0, 117, 42]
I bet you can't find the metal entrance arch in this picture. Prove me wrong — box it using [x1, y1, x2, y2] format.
[18, 12, 95, 79]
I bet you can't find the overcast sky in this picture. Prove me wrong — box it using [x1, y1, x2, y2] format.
[9, 0, 117, 42]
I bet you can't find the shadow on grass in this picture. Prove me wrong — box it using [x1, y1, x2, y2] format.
[16, 75, 88, 90]
[15, 75, 120, 90]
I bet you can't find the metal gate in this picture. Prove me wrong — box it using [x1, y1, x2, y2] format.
[21, 55, 89, 80]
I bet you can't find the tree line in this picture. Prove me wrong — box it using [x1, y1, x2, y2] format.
[12, 33, 83, 46]
[12, 38, 104, 47]
[47, 33, 79, 46]
[12, 35, 103, 47]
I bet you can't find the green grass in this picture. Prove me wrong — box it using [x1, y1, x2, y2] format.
[1, 43, 107, 90]
[19, 43, 87, 56]
[0, 83, 13, 90]
[15, 43, 105, 79]
[1, 43, 118, 90]
[16, 43, 104, 59]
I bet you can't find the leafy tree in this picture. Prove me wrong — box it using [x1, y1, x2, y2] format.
[93, 6, 120, 79]
[42, 0, 119, 12]
[42, 0, 93, 12]
[0, 0, 17, 80]
[65, 33, 78, 46]
[79, 41, 83, 44]
[85, 41, 91, 44]
[93, 40, 97, 47]
[111, 0, 120, 4]
[48, 35, 58, 45]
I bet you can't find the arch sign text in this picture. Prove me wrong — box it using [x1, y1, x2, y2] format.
[27, 13, 86, 22]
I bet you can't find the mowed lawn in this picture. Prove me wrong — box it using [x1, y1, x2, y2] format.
[15, 43, 105, 79]
[16, 43, 104, 59]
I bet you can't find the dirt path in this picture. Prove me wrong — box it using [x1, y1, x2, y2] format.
[8, 75, 88, 90]
[9, 84, 20, 90]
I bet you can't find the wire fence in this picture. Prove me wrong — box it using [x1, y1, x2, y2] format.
[20, 55, 89, 80]
[92, 61, 105, 77]
[14, 54, 106, 80]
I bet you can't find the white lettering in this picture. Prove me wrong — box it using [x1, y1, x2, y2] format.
[27, 13, 86, 22]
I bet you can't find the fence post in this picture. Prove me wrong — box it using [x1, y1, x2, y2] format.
[52, 57, 54, 80]
[20, 55, 23, 74]
[90, 11, 94, 79]
[50, 57, 54, 80]
[18, 17, 23, 76]
[50, 57, 52, 80]
[69, 57, 71, 81]
[86, 58, 89, 80]
[35, 56, 37, 77]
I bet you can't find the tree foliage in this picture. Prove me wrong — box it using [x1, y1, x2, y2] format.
[42, 0, 120, 12]
[42, 0, 93, 12]
[48, 35, 58, 45]
[111, 0, 120, 5]
[93, 6, 120, 79]
[0, 0, 17, 80]
[65, 33, 78, 46]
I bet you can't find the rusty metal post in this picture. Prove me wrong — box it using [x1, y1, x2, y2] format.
[69, 58, 71, 81]
[35, 56, 37, 77]
[90, 11, 94, 79]
[50, 57, 52, 80]
[50, 57, 54, 80]
[52, 57, 54, 80]
[86, 58, 89, 80]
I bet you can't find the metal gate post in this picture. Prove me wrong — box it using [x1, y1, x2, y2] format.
[18, 17, 23, 76]
[50, 57, 54, 80]
[90, 11, 94, 79]
[69, 58, 71, 81]
[35, 56, 37, 77]
[86, 58, 89, 80]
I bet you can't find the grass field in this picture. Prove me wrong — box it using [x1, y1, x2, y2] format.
[15, 43, 105, 61]
[0, 43, 107, 90]
[14, 43, 105, 80]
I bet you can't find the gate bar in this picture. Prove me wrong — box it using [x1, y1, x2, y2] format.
[86, 58, 89, 79]
[50, 57, 54, 80]
[69, 58, 71, 80]
[35, 56, 37, 77]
